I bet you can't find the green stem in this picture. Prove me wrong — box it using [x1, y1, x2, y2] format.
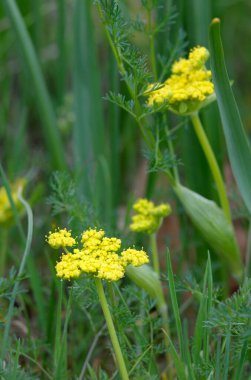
[96, 2, 177, 184]
[149, 233, 173, 375]
[57, 0, 66, 102]
[147, 9, 157, 81]
[150, 233, 160, 276]
[190, 112, 231, 222]
[95, 278, 129, 380]
[54, 280, 63, 375]
[0, 228, 8, 277]
[164, 114, 180, 183]
[96, 2, 155, 151]
[220, 257, 229, 298]
[245, 219, 251, 278]
[157, 301, 173, 377]
[1, 189, 33, 359]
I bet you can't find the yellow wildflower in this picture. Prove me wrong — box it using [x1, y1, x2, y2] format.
[130, 198, 171, 234]
[47, 228, 76, 249]
[47, 228, 149, 281]
[0, 179, 25, 224]
[121, 248, 149, 267]
[146, 46, 214, 114]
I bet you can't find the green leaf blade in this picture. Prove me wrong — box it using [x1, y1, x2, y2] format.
[3, 0, 66, 170]
[175, 184, 242, 278]
[209, 18, 251, 214]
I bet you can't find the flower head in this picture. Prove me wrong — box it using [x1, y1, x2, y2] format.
[47, 228, 76, 249]
[121, 248, 150, 267]
[0, 179, 26, 225]
[130, 198, 171, 234]
[46, 228, 149, 281]
[146, 46, 214, 115]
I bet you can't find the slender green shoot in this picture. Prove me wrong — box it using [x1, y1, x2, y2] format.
[147, 7, 157, 81]
[233, 340, 248, 380]
[150, 233, 160, 276]
[1, 186, 33, 359]
[166, 249, 184, 358]
[162, 329, 186, 380]
[94, 278, 129, 380]
[190, 112, 231, 222]
[53, 280, 63, 376]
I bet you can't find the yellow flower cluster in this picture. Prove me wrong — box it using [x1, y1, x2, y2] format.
[130, 198, 171, 234]
[47, 228, 149, 281]
[47, 229, 76, 249]
[0, 179, 25, 224]
[147, 46, 214, 114]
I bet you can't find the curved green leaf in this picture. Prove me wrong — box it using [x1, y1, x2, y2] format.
[209, 18, 251, 214]
[174, 184, 242, 279]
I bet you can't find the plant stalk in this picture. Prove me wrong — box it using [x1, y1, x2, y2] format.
[149, 233, 173, 376]
[150, 233, 160, 276]
[147, 9, 157, 81]
[245, 220, 251, 278]
[0, 229, 8, 277]
[1, 188, 33, 359]
[190, 112, 231, 222]
[95, 278, 129, 380]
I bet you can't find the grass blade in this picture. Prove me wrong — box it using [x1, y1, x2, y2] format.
[215, 337, 221, 380]
[193, 261, 209, 362]
[183, 320, 196, 380]
[209, 18, 251, 214]
[166, 249, 184, 358]
[234, 340, 248, 380]
[3, 0, 66, 170]
[56, 0, 66, 102]
[223, 329, 231, 380]
[162, 329, 186, 380]
[73, 0, 108, 221]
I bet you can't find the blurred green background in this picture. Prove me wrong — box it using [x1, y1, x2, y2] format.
[0, 1, 251, 377]
[1, 0, 250, 183]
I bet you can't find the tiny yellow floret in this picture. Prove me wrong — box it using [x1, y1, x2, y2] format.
[130, 198, 171, 234]
[47, 228, 76, 249]
[146, 46, 214, 114]
[46, 227, 149, 282]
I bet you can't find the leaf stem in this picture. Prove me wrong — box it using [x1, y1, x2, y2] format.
[147, 9, 157, 81]
[149, 233, 173, 376]
[164, 114, 180, 183]
[96, 1, 155, 150]
[190, 112, 231, 222]
[1, 188, 33, 359]
[94, 278, 129, 380]
[245, 220, 251, 278]
[150, 233, 160, 276]
[0, 228, 8, 277]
